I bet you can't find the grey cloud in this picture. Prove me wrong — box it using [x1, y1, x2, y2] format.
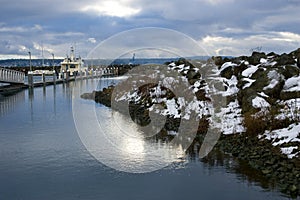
[199, 31, 300, 56]
[0, 0, 300, 58]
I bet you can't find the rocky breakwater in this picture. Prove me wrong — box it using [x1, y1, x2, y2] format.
[82, 50, 300, 198]
[81, 86, 114, 107]
[214, 48, 300, 198]
[81, 58, 212, 142]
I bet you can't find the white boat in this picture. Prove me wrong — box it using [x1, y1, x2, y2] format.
[60, 47, 86, 76]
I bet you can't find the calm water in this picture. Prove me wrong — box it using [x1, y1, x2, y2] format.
[0, 77, 286, 200]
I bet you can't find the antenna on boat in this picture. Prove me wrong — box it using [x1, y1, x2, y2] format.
[74, 42, 77, 58]
[70, 46, 75, 61]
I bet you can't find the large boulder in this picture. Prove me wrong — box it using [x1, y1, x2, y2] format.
[288, 48, 300, 58]
[249, 68, 269, 89]
[279, 65, 299, 79]
[213, 56, 225, 66]
[187, 69, 201, 84]
[94, 86, 114, 107]
[175, 58, 196, 68]
[247, 52, 267, 65]
[280, 91, 300, 100]
[237, 67, 284, 112]
[234, 63, 248, 77]
[267, 52, 279, 58]
[275, 53, 296, 66]
[220, 65, 234, 79]
[231, 56, 248, 64]
[262, 70, 285, 99]
[238, 89, 258, 113]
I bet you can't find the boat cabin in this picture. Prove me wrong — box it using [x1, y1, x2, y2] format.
[60, 47, 86, 76]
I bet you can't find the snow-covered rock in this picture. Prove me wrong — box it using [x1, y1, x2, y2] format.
[283, 76, 300, 92]
[262, 123, 300, 158]
[263, 70, 282, 90]
[252, 96, 270, 109]
[242, 65, 258, 77]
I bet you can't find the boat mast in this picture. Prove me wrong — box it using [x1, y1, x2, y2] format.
[70, 46, 75, 61]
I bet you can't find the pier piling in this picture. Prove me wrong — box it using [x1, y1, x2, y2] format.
[28, 72, 34, 88]
[42, 72, 46, 87]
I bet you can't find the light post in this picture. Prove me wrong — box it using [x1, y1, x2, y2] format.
[52, 53, 54, 71]
[52, 53, 56, 83]
[28, 51, 33, 87]
[28, 51, 32, 72]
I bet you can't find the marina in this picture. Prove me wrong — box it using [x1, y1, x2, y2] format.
[1, 0, 300, 199]
[0, 47, 119, 95]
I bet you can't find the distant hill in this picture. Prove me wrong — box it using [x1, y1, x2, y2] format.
[0, 59, 63, 67]
[0, 57, 216, 68]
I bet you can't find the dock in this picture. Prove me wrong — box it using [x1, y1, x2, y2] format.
[0, 67, 118, 95]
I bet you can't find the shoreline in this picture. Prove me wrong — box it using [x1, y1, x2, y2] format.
[81, 50, 300, 198]
[82, 85, 300, 198]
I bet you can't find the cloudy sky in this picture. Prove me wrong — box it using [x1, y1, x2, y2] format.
[0, 0, 300, 59]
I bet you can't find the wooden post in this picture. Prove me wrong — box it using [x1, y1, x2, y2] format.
[42, 71, 46, 86]
[28, 51, 33, 87]
[28, 71, 34, 88]
[53, 70, 56, 85]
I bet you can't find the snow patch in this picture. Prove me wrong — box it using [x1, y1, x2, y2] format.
[263, 70, 281, 90]
[252, 96, 270, 108]
[191, 80, 202, 93]
[242, 78, 256, 89]
[162, 99, 181, 118]
[257, 92, 269, 98]
[283, 76, 300, 92]
[242, 65, 258, 77]
[262, 123, 300, 158]
[276, 98, 300, 121]
[220, 62, 237, 71]
[169, 62, 176, 67]
[260, 58, 268, 63]
[281, 147, 298, 159]
[215, 100, 245, 135]
[167, 131, 177, 136]
[220, 76, 239, 96]
[243, 60, 249, 65]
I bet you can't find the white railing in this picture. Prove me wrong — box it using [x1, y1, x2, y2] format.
[0, 68, 25, 84]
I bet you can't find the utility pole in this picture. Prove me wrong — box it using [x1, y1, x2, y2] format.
[28, 51, 32, 71]
[52, 53, 55, 71]
[28, 51, 33, 87]
[52, 53, 56, 83]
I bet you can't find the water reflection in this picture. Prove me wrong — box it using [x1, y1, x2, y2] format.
[43, 86, 46, 102]
[62, 82, 73, 107]
[0, 77, 288, 199]
[122, 136, 145, 155]
[0, 90, 25, 117]
[200, 149, 279, 195]
[73, 77, 188, 173]
[75, 77, 289, 197]
[53, 85, 56, 115]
